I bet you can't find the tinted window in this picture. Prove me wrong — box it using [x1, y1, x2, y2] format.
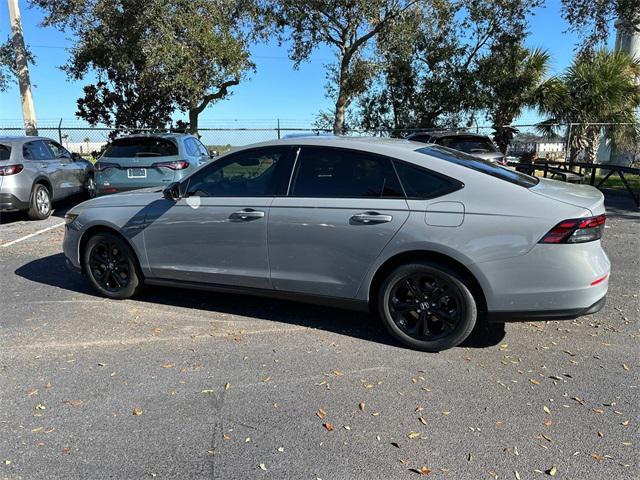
[184, 138, 199, 156]
[186, 147, 290, 197]
[23, 141, 53, 160]
[438, 136, 498, 154]
[46, 141, 69, 158]
[195, 139, 209, 156]
[103, 137, 178, 158]
[292, 147, 403, 198]
[394, 161, 462, 199]
[0, 144, 10, 161]
[417, 145, 538, 188]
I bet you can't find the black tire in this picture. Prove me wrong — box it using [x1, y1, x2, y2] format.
[377, 262, 477, 352]
[82, 232, 144, 299]
[27, 183, 52, 220]
[83, 174, 96, 200]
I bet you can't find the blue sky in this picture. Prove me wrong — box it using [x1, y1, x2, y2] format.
[0, 0, 613, 128]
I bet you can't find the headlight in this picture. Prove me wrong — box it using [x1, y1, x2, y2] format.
[64, 213, 79, 225]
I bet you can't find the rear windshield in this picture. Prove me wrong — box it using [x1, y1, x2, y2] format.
[417, 145, 539, 188]
[103, 137, 178, 158]
[0, 144, 11, 161]
[438, 136, 498, 154]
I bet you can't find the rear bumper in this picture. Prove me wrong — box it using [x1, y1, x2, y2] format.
[487, 295, 606, 323]
[0, 193, 29, 212]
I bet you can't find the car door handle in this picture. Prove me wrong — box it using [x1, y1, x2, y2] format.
[230, 209, 265, 221]
[350, 212, 393, 224]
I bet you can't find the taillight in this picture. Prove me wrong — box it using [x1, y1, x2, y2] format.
[539, 214, 606, 244]
[95, 161, 121, 172]
[152, 160, 189, 170]
[0, 164, 24, 176]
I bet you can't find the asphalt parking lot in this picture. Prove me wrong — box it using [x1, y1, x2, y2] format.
[0, 194, 638, 480]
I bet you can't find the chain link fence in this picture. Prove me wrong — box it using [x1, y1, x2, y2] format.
[0, 119, 637, 166]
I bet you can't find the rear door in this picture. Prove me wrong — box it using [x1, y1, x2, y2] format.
[184, 137, 210, 168]
[22, 140, 61, 198]
[268, 146, 410, 298]
[143, 146, 294, 288]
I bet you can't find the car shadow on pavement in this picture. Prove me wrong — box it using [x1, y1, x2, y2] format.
[15, 253, 506, 351]
[0, 196, 79, 225]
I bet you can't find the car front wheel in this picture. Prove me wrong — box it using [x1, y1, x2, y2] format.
[378, 262, 477, 352]
[83, 232, 144, 299]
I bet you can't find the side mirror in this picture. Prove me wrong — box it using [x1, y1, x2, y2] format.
[163, 182, 181, 201]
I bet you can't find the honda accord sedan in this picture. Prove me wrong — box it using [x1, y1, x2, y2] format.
[63, 137, 610, 351]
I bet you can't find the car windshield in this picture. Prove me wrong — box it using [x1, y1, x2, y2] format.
[438, 136, 499, 154]
[103, 137, 178, 158]
[417, 145, 539, 188]
[0, 144, 11, 161]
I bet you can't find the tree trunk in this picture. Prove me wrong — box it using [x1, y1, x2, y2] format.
[585, 129, 601, 164]
[188, 108, 199, 136]
[333, 89, 348, 135]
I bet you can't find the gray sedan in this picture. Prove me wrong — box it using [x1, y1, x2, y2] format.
[63, 137, 609, 351]
[0, 136, 95, 220]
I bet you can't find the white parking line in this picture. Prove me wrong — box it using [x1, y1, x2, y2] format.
[1, 221, 65, 248]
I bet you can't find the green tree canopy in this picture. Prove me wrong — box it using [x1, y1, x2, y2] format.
[356, 0, 542, 134]
[273, 0, 421, 134]
[32, 0, 260, 133]
[535, 49, 640, 162]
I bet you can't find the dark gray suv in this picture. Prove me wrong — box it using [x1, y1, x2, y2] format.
[0, 136, 95, 220]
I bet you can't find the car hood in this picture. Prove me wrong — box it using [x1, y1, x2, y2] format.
[70, 187, 165, 213]
[529, 178, 604, 215]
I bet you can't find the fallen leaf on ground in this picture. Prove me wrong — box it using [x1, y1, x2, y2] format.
[316, 408, 326, 419]
[359, 402, 365, 412]
[63, 399, 83, 407]
[407, 432, 420, 439]
[162, 363, 173, 369]
[224, 383, 231, 390]
[530, 379, 540, 385]
[547, 465, 557, 476]
[201, 390, 214, 394]
[419, 417, 428, 425]
[132, 407, 143, 416]
[409, 466, 431, 476]
[323, 422, 334, 431]
[543, 406, 551, 414]
[622, 364, 629, 371]
[258, 463, 267, 471]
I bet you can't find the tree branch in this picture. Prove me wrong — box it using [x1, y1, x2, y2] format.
[192, 78, 239, 114]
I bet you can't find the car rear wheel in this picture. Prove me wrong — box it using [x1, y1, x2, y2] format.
[378, 262, 477, 352]
[27, 183, 52, 220]
[83, 232, 144, 299]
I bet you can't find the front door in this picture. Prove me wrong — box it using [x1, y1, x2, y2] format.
[269, 146, 410, 298]
[143, 146, 294, 288]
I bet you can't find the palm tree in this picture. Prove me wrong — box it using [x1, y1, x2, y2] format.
[535, 49, 640, 163]
[482, 47, 552, 153]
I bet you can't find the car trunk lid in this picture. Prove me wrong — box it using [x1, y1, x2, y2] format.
[530, 178, 605, 215]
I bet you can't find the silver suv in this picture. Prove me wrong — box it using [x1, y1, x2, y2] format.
[0, 136, 96, 220]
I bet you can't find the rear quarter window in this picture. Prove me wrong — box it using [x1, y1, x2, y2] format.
[393, 161, 463, 199]
[417, 145, 538, 188]
[0, 144, 10, 161]
[103, 137, 178, 158]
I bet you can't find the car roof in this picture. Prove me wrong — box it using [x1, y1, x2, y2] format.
[408, 131, 490, 139]
[111, 133, 191, 141]
[0, 135, 55, 144]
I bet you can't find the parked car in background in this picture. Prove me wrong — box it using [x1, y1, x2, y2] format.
[64, 136, 609, 352]
[95, 134, 211, 196]
[0, 136, 95, 220]
[407, 130, 507, 165]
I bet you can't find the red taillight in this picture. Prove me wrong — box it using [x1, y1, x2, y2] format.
[152, 160, 189, 170]
[539, 214, 606, 244]
[0, 164, 24, 176]
[95, 161, 121, 172]
[590, 274, 608, 286]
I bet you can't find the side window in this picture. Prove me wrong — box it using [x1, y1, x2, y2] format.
[393, 161, 462, 199]
[46, 141, 70, 158]
[186, 147, 291, 197]
[184, 138, 199, 156]
[291, 147, 403, 198]
[23, 141, 54, 161]
[196, 139, 209, 156]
